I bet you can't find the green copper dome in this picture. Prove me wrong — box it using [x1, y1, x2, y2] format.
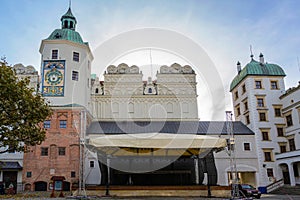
[230, 59, 286, 91]
[46, 29, 86, 45]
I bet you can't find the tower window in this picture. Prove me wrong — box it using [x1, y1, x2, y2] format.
[245, 115, 250, 124]
[242, 84, 246, 93]
[255, 80, 262, 89]
[262, 131, 270, 141]
[274, 108, 281, 117]
[286, 114, 293, 126]
[73, 52, 80, 62]
[44, 120, 51, 129]
[277, 127, 284, 137]
[59, 120, 67, 128]
[26, 171, 32, 178]
[289, 138, 296, 151]
[95, 88, 99, 94]
[70, 21, 74, 29]
[41, 147, 49, 156]
[259, 112, 267, 121]
[52, 50, 58, 59]
[264, 151, 272, 162]
[72, 71, 79, 81]
[271, 81, 278, 89]
[58, 147, 66, 156]
[64, 21, 68, 28]
[257, 98, 264, 107]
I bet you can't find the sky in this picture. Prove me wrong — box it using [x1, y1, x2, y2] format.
[1, 0, 300, 120]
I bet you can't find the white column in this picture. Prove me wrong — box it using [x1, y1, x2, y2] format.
[194, 157, 199, 185]
[288, 162, 296, 186]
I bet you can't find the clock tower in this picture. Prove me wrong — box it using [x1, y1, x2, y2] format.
[39, 6, 93, 108]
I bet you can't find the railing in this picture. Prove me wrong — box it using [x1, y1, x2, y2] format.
[266, 179, 284, 193]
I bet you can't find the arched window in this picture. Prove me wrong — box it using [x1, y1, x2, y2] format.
[64, 21, 68, 28]
[148, 88, 152, 93]
[95, 88, 99, 94]
[70, 21, 74, 29]
[128, 103, 134, 113]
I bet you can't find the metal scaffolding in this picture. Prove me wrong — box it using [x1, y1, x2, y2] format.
[226, 111, 240, 199]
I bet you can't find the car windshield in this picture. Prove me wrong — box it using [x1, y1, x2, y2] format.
[241, 185, 254, 189]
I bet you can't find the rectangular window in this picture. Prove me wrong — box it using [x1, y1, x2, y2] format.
[242, 84, 246, 93]
[262, 131, 270, 141]
[44, 120, 51, 129]
[73, 52, 79, 62]
[59, 120, 67, 128]
[71, 171, 76, 178]
[286, 114, 293, 126]
[267, 168, 274, 177]
[264, 151, 272, 162]
[259, 112, 267, 121]
[58, 147, 66, 156]
[277, 127, 284, 137]
[274, 108, 282, 117]
[271, 81, 278, 89]
[244, 143, 251, 151]
[244, 101, 248, 111]
[245, 115, 250, 124]
[255, 80, 262, 89]
[289, 138, 296, 151]
[257, 98, 264, 107]
[234, 91, 238, 100]
[52, 49, 58, 59]
[293, 164, 299, 177]
[72, 71, 79, 81]
[90, 160, 95, 168]
[236, 106, 241, 116]
[26, 171, 32, 178]
[280, 145, 286, 153]
[41, 147, 49, 156]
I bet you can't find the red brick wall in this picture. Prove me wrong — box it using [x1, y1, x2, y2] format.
[22, 108, 86, 191]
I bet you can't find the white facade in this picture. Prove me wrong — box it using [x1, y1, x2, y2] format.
[40, 40, 93, 108]
[231, 54, 300, 189]
[276, 83, 300, 186]
[91, 63, 198, 121]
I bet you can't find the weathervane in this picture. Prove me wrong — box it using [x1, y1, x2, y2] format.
[250, 45, 254, 59]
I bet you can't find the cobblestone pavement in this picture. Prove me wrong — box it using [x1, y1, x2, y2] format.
[1, 194, 300, 199]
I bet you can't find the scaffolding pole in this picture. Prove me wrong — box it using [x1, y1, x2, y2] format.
[78, 109, 87, 197]
[226, 111, 240, 199]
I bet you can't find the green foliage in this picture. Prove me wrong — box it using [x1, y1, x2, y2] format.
[0, 62, 52, 153]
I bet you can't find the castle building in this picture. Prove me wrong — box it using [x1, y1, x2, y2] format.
[18, 5, 261, 193]
[230, 54, 300, 189]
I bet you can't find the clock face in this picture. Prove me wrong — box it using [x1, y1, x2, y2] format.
[42, 60, 65, 96]
[45, 69, 63, 85]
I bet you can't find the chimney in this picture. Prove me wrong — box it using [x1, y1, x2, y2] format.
[237, 61, 241, 74]
[259, 53, 264, 64]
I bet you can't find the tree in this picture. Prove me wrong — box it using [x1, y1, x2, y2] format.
[0, 61, 52, 153]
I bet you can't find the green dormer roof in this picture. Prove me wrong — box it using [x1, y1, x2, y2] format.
[46, 29, 86, 45]
[230, 59, 286, 91]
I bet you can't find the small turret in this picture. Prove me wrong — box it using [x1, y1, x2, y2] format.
[61, 7, 77, 30]
[259, 53, 264, 64]
[237, 61, 241, 74]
